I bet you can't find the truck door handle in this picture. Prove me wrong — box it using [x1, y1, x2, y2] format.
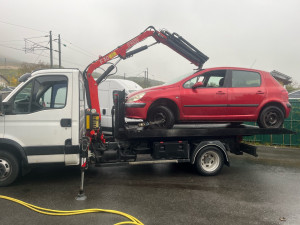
[216, 91, 226, 95]
[61, 118, 72, 127]
[256, 91, 264, 94]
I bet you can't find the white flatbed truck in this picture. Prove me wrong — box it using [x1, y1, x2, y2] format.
[0, 27, 294, 198]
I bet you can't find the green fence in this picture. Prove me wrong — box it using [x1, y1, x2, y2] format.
[244, 99, 300, 147]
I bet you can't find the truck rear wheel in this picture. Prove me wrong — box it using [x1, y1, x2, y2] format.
[0, 150, 20, 187]
[194, 146, 224, 176]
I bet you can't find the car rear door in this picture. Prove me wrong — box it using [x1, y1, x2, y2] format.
[227, 69, 266, 119]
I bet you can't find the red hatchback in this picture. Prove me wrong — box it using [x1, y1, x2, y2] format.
[125, 67, 291, 128]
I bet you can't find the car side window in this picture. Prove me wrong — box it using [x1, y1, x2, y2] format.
[206, 76, 224, 87]
[13, 75, 68, 114]
[183, 70, 227, 89]
[232, 70, 261, 87]
[183, 76, 200, 88]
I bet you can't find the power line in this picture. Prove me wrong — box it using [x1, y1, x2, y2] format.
[0, 44, 24, 52]
[62, 38, 98, 58]
[63, 45, 95, 58]
[0, 40, 24, 43]
[0, 20, 48, 33]
[25, 35, 49, 40]
[34, 43, 49, 64]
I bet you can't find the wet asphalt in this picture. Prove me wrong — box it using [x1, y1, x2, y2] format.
[0, 146, 300, 225]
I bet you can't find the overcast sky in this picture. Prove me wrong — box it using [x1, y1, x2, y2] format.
[0, 0, 299, 83]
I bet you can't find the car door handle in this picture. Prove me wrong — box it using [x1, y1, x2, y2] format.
[216, 91, 226, 95]
[256, 91, 265, 94]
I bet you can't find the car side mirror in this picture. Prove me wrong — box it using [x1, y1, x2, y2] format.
[192, 81, 204, 89]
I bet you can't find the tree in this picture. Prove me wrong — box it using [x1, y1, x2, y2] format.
[286, 80, 300, 93]
[17, 61, 50, 76]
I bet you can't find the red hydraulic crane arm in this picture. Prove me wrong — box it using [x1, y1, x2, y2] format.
[83, 27, 157, 116]
[83, 26, 209, 116]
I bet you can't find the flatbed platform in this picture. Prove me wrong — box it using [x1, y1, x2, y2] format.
[122, 124, 295, 140]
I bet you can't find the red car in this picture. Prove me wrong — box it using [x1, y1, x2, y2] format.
[125, 67, 291, 128]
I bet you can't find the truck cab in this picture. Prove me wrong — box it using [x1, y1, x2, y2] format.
[0, 69, 85, 168]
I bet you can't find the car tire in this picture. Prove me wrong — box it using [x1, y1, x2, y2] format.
[148, 105, 175, 129]
[194, 146, 224, 176]
[258, 106, 284, 128]
[0, 150, 20, 187]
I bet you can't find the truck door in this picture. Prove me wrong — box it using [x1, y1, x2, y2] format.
[0, 115, 3, 138]
[4, 74, 72, 164]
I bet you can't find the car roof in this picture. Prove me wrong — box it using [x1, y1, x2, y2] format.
[202, 67, 265, 73]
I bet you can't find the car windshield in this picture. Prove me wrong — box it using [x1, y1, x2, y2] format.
[164, 71, 198, 85]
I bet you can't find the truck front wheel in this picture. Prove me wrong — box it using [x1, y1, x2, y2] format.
[0, 150, 20, 187]
[194, 146, 224, 176]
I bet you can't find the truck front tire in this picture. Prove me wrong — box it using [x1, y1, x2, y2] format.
[194, 146, 224, 176]
[0, 150, 20, 187]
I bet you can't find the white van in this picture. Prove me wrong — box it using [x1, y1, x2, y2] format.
[98, 79, 142, 133]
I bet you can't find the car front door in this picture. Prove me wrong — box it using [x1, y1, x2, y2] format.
[180, 70, 229, 120]
[227, 70, 266, 119]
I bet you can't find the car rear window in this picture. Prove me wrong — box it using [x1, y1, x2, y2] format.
[231, 70, 261, 87]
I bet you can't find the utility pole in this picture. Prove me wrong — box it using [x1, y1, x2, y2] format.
[124, 73, 126, 80]
[58, 34, 61, 68]
[145, 68, 149, 87]
[146, 68, 149, 87]
[49, 31, 53, 68]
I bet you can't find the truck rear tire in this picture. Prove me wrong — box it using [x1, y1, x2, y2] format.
[0, 150, 20, 187]
[194, 146, 224, 176]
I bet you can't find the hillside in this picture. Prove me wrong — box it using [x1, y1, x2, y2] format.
[107, 75, 164, 88]
[0, 60, 164, 89]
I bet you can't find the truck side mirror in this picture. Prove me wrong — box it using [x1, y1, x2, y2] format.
[192, 81, 204, 89]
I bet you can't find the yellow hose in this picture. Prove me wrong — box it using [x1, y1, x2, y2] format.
[0, 195, 143, 225]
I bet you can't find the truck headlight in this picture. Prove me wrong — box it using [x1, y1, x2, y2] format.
[127, 92, 146, 102]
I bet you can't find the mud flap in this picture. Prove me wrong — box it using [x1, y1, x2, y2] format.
[240, 143, 258, 157]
